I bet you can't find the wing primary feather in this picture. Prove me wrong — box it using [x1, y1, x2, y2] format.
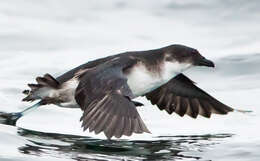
[112, 98, 126, 138]
[145, 74, 234, 119]
[94, 110, 113, 134]
[88, 97, 112, 132]
[82, 102, 101, 130]
[183, 98, 192, 118]
[104, 115, 118, 139]
[190, 98, 201, 118]
[80, 100, 98, 121]
[138, 117, 151, 133]
[165, 94, 173, 114]
[174, 96, 181, 115]
[157, 92, 165, 105]
[125, 117, 132, 136]
[178, 98, 187, 117]
[91, 100, 113, 134]
[132, 118, 140, 133]
[86, 98, 112, 134]
[197, 99, 211, 118]
[94, 100, 116, 134]
[114, 117, 125, 138]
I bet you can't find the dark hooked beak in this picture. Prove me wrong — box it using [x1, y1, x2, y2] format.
[196, 57, 215, 68]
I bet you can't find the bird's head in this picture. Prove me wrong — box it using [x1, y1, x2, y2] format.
[163, 44, 215, 68]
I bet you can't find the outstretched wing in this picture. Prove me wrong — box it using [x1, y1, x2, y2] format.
[75, 57, 150, 139]
[146, 74, 234, 118]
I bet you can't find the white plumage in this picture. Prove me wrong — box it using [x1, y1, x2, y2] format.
[126, 61, 192, 97]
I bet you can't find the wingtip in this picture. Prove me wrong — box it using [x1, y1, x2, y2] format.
[104, 132, 113, 140]
[145, 129, 152, 134]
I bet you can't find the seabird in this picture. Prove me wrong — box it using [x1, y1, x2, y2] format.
[20, 44, 235, 139]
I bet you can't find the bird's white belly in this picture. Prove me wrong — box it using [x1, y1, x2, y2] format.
[126, 62, 191, 97]
[126, 65, 170, 97]
[127, 71, 163, 97]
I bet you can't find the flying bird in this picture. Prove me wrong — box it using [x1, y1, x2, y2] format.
[21, 44, 234, 139]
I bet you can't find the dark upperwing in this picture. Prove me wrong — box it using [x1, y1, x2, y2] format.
[74, 57, 150, 139]
[145, 74, 234, 118]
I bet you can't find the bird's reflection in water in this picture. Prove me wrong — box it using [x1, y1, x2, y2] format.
[17, 128, 233, 161]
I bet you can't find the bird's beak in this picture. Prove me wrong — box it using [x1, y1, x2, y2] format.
[196, 57, 215, 68]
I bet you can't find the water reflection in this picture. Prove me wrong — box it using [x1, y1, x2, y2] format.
[0, 103, 233, 160]
[17, 128, 233, 161]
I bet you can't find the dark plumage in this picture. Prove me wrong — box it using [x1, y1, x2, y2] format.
[146, 74, 233, 118]
[22, 44, 234, 139]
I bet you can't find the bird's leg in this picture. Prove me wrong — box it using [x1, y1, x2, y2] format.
[0, 100, 43, 126]
[20, 100, 43, 116]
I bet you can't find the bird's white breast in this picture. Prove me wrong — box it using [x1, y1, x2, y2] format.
[126, 61, 191, 97]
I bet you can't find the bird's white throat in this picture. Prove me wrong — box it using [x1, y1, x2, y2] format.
[162, 61, 192, 81]
[126, 61, 192, 97]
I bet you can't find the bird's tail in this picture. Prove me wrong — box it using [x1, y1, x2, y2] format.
[22, 73, 60, 102]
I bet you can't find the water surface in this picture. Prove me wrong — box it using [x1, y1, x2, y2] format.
[0, 0, 259, 160]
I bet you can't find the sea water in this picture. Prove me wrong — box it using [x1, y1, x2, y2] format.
[0, 0, 260, 160]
